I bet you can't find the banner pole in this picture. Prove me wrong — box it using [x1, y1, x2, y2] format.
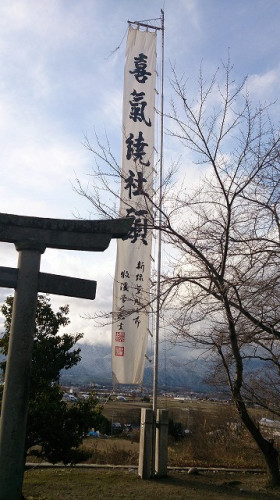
[152, 9, 164, 415]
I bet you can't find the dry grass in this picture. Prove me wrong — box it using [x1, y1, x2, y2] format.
[80, 437, 139, 465]
[78, 427, 264, 470]
[168, 429, 264, 469]
[167, 405, 265, 469]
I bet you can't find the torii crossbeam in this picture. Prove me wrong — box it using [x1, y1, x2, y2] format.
[0, 212, 133, 500]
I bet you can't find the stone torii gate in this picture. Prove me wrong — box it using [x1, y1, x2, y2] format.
[0, 212, 132, 500]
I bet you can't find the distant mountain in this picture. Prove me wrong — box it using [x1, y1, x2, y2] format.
[60, 342, 214, 392]
[0, 339, 264, 392]
[60, 343, 112, 386]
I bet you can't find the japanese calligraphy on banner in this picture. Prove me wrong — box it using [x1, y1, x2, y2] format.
[112, 27, 157, 385]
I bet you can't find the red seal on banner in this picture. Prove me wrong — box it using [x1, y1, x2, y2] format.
[115, 346, 125, 357]
[115, 331, 125, 342]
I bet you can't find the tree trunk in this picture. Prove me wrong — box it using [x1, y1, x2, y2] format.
[263, 444, 280, 488]
[235, 399, 280, 487]
[223, 296, 280, 486]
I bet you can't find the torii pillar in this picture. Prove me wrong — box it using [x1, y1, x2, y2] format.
[0, 212, 132, 500]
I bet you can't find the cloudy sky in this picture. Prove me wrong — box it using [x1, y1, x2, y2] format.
[0, 0, 279, 344]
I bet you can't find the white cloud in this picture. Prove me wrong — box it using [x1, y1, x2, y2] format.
[40, 243, 117, 344]
[0, 240, 116, 344]
[247, 68, 280, 101]
[0, 137, 89, 218]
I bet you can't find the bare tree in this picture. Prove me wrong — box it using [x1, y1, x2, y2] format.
[75, 60, 280, 485]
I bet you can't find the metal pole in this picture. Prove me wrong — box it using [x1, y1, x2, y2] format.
[152, 9, 164, 415]
[0, 242, 44, 499]
[133, 11, 165, 480]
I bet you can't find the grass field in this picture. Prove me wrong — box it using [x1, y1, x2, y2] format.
[23, 468, 280, 499]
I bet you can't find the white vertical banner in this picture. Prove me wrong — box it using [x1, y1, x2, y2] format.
[112, 27, 157, 385]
